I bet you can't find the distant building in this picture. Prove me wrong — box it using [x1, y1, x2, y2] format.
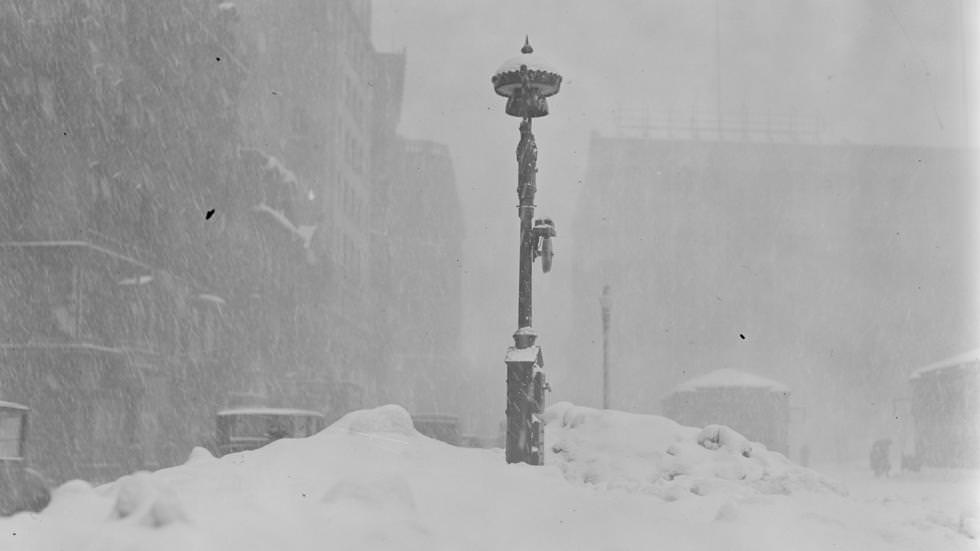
[569, 131, 977, 458]
[908, 349, 980, 468]
[662, 369, 791, 454]
[384, 139, 465, 414]
[232, 1, 465, 419]
[218, 148, 326, 412]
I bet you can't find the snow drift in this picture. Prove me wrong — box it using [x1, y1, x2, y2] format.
[543, 402, 846, 499]
[0, 404, 973, 551]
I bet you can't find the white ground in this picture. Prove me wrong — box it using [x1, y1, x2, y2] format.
[817, 460, 979, 542]
[0, 403, 976, 551]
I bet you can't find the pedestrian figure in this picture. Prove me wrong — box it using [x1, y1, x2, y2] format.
[870, 438, 892, 477]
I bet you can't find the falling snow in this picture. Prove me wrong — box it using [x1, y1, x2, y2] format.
[0, 0, 977, 548]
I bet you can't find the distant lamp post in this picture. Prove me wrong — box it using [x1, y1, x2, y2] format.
[600, 285, 612, 409]
[493, 37, 561, 465]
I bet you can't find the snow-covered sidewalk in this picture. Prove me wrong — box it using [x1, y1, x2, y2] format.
[1, 404, 975, 551]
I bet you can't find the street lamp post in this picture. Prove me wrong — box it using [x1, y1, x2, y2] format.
[600, 285, 612, 409]
[492, 38, 561, 465]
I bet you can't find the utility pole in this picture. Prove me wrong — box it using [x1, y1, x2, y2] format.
[600, 285, 612, 409]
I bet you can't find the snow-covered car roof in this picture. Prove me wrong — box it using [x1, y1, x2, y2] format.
[217, 408, 324, 418]
[411, 413, 459, 422]
[670, 368, 790, 394]
[0, 401, 28, 411]
[909, 347, 980, 380]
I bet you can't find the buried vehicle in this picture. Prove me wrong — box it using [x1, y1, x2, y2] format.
[215, 408, 326, 457]
[0, 401, 50, 516]
[411, 413, 461, 445]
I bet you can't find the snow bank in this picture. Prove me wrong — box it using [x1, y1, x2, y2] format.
[543, 402, 844, 499]
[672, 368, 790, 393]
[697, 424, 754, 456]
[112, 472, 189, 527]
[185, 446, 216, 464]
[327, 403, 419, 437]
[0, 403, 973, 551]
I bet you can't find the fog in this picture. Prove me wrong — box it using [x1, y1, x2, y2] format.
[0, 0, 977, 506]
[374, 0, 980, 455]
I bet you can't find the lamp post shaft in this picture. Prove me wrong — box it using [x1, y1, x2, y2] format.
[516, 118, 537, 330]
[602, 318, 610, 409]
[505, 117, 543, 466]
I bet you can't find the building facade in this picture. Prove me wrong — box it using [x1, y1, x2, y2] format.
[0, 0, 245, 482]
[568, 131, 978, 461]
[384, 139, 465, 414]
[662, 369, 791, 454]
[909, 350, 980, 468]
[0, 0, 465, 483]
[232, 0, 407, 412]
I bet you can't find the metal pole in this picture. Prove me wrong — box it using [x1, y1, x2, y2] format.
[516, 118, 536, 330]
[505, 117, 540, 465]
[601, 285, 611, 409]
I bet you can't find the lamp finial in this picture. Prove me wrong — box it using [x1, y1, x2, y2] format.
[521, 36, 533, 54]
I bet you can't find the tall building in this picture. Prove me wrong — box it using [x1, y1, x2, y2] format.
[0, 0, 245, 482]
[0, 0, 465, 483]
[232, 0, 407, 413]
[569, 131, 978, 461]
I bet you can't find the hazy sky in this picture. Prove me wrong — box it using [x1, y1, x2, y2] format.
[371, 0, 979, 429]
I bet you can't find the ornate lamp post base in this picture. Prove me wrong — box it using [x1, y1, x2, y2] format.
[505, 329, 546, 464]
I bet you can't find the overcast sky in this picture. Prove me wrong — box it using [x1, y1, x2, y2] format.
[371, 0, 979, 427]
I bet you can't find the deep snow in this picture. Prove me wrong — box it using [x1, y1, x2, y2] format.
[0, 403, 975, 551]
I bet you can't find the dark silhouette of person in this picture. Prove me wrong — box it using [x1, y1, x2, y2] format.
[870, 438, 892, 477]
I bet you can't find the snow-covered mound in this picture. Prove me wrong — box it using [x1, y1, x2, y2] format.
[543, 402, 846, 499]
[0, 404, 973, 551]
[328, 403, 420, 437]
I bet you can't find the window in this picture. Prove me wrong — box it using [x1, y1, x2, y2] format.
[291, 105, 310, 136]
[128, 298, 146, 346]
[352, 139, 360, 173]
[91, 394, 126, 447]
[0, 413, 22, 458]
[38, 77, 56, 121]
[202, 308, 217, 356]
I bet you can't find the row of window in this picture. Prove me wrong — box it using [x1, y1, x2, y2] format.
[337, 5, 369, 73]
[341, 74, 366, 128]
[336, 173, 366, 222]
[338, 233, 362, 283]
[342, 126, 365, 173]
[0, 253, 222, 359]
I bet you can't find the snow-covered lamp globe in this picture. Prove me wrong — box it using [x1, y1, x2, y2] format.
[491, 37, 562, 118]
